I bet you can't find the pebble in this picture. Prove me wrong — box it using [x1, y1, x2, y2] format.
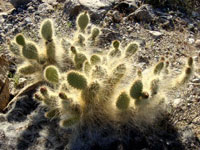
[172, 98, 182, 108]
[195, 39, 200, 48]
[25, 17, 32, 24]
[149, 30, 163, 38]
[188, 38, 195, 44]
[192, 78, 200, 83]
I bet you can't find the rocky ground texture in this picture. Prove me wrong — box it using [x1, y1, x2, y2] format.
[0, 0, 200, 150]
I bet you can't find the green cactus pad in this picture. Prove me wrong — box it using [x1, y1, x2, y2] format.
[41, 20, 53, 41]
[109, 49, 121, 57]
[18, 65, 38, 75]
[150, 79, 159, 95]
[112, 40, 120, 49]
[113, 64, 126, 79]
[9, 41, 20, 56]
[60, 116, 80, 128]
[90, 54, 101, 65]
[91, 28, 100, 40]
[45, 108, 59, 119]
[44, 66, 59, 83]
[46, 41, 56, 64]
[22, 42, 38, 60]
[77, 11, 89, 32]
[16, 34, 25, 46]
[74, 53, 87, 70]
[116, 92, 130, 110]
[154, 61, 164, 75]
[78, 34, 85, 45]
[67, 71, 87, 90]
[125, 43, 138, 58]
[130, 79, 143, 100]
[82, 82, 100, 104]
[83, 61, 91, 74]
[187, 57, 193, 67]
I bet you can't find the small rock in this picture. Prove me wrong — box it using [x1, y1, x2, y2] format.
[192, 78, 200, 83]
[27, 6, 34, 12]
[10, 0, 32, 8]
[188, 38, 195, 44]
[195, 39, 200, 48]
[17, 78, 27, 88]
[24, 17, 32, 24]
[172, 98, 182, 108]
[149, 30, 163, 38]
[113, 10, 121, 22]
[38, 3, 54, 12]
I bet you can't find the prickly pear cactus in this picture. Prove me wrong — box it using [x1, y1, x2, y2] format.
[9, 11, 195, 150]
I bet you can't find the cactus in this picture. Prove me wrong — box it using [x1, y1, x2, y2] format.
[83, 60, 91, 75]
[9, 41, 20, 55]
[125, 42, 139, 58]
[154, 61, 164, 75]
[67, 71, 87, 90]
[60, 116, 80, 128]
[112, 40, 120, 49]
[90, 27, 100, 41]
[90, 54, 101, 65]
[187, 57, 193, 67]
[130, 79, 143, 100]
[22, 42, 38, 60]
[116, 92, 130, 110]
[77, 11, 89, 32]
[16, 34, 26, 46]
[44, 66, 59, 83]
[74, 52, 87, 70]
[150, 79, 159, 96]
[77, 34, 85, 46]
[41, 19, 53, 41]
[45, 108, 59, 119]
[18, 65, 38, 75]
[9, 12, 196, 150]
[46, 40, 56, 64]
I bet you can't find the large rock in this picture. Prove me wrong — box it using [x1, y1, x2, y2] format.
[128, 4, 156, 22]
[10, 0, 32, 8]
[63, 0, 114, 22]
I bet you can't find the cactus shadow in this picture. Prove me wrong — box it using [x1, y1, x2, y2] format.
[15, 101, 69, 150]
[68, 112, 185, 150]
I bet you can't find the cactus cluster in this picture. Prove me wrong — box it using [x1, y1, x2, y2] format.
[9, 11, 194, 149]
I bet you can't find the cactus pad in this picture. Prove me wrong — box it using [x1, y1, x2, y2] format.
[112, 40, 120, 49]
[60, 116, 80, 128]
[154, 61, 164, 75]
[9, 41, 20, 55]
[116, 92, 130, 110]
[77, 11, 89, 32]
[22, 42, 38, 60]
[18, 65, 38, 75]
[46, 41, 56, 64]
[125, 43, 138, 58]
[74, 53, 87, 70]
[41, 20, 53, 41]
[67, 71, 87, 90]
[90, 54, 101, 65]
[44, 66, 59, 83]
[16, 34, 25, 46]
[130, 80, 143, 100]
